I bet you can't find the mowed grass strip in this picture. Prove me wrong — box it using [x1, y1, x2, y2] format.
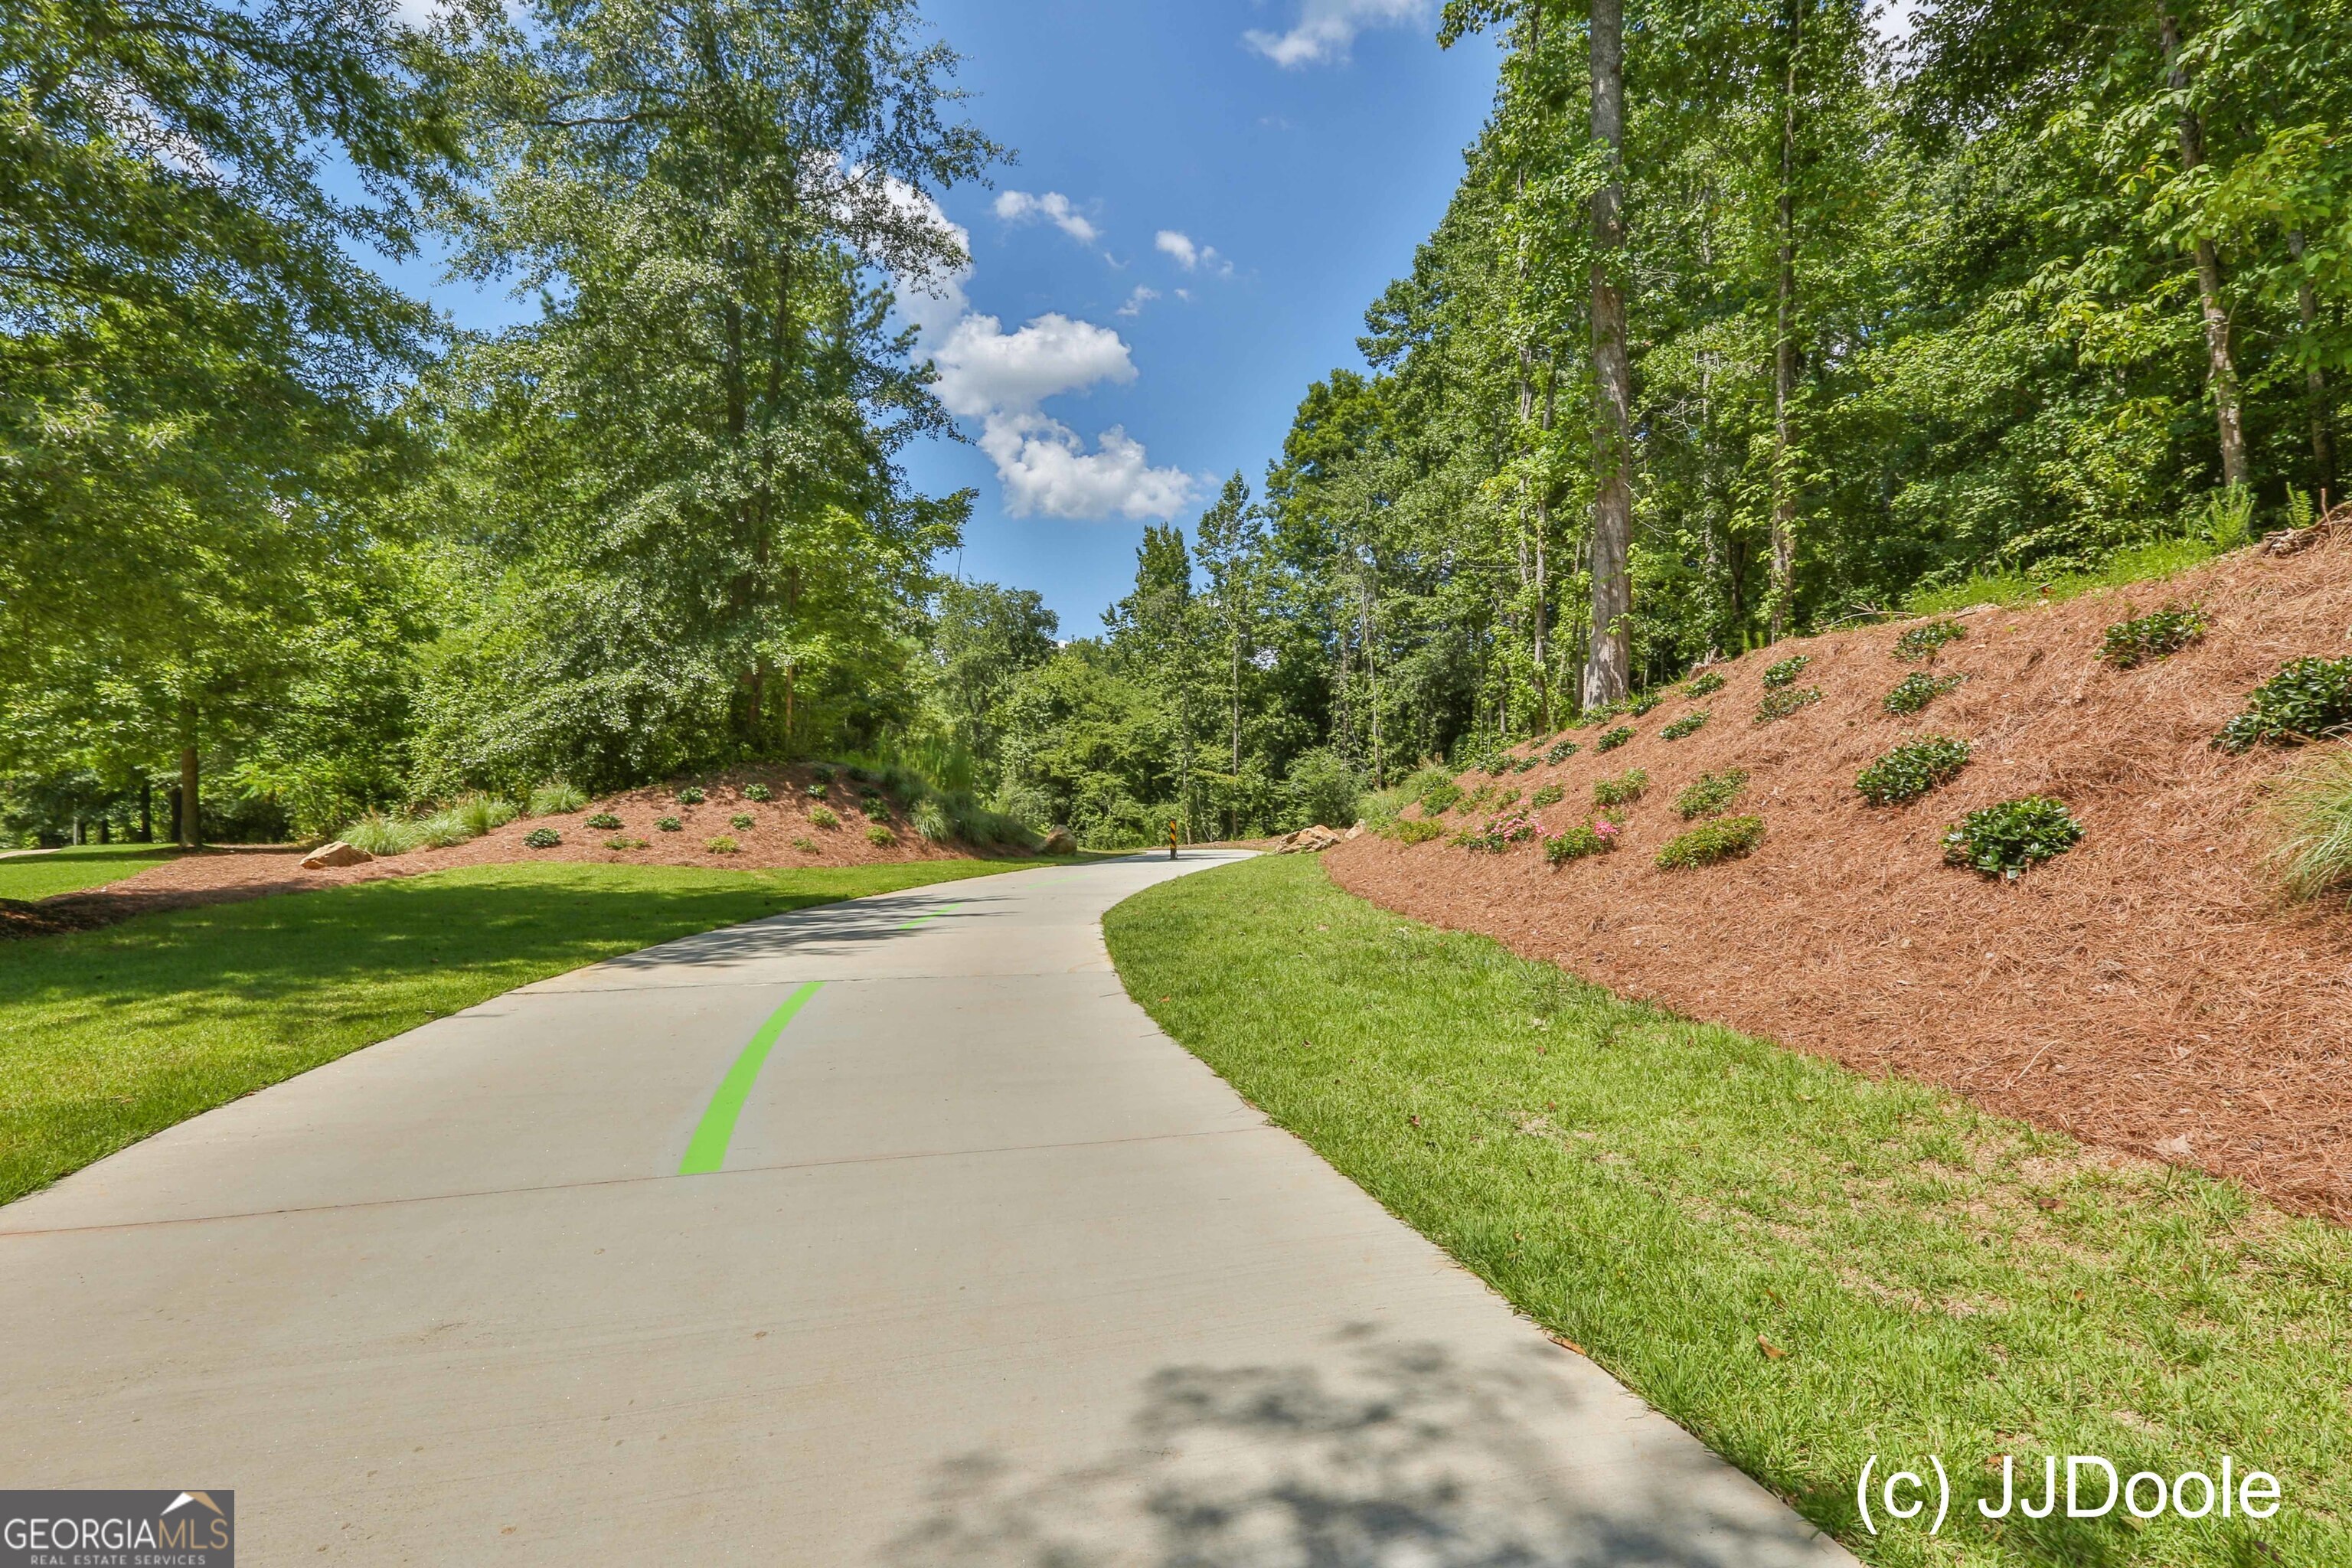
[0, 858, 1046, 1206]
[0, 842, 181, 902]
[1103, 856, 2351, 1568]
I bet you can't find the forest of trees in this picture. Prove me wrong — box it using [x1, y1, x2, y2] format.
[5, 0, 2347, 849]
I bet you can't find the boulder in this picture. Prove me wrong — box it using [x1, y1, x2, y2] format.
[1345, 820, 1366, 840]
[1275, 825, 1344, 854]
[300, 841, 373, 870]
[1040, 826, 1078, 855]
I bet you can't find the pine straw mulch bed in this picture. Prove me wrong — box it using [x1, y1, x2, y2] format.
[5, 764, 1029, 936]
[1328, 529, 2352, 1223]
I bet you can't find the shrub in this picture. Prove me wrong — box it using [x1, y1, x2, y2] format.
[2267, 746, 2352, 900]
[743, 782, 773, 802]
[1753, 686, 1821, 724]
[1283, 746, 1366, 830]
[676, 785, 706, 805]
[1857, 736, 1972, 805]
[1893, 619, 1967, 662]
[1480, 752, 1514, 777]
[2101, 603, 2207, 668]
[1942, 796, 2082, 878]
[1544, 736, 1581, 764]
[1661, 710, 1709, 740]
[1592, 768, 1648, 807]
[808, 805, 839, 829]
[1674, 769, 1748, 820]
[1420, 779, 1463, 815]
[603, 835, 646, 851]
[1543, 819, 1619, 865]
[1494, 788, 1522, 809]
[1883, 672, 1965, 716]
[655, 815, 682, 832]
[586, 812, 622, 831]
[864, 823, 895, 846]
[528, 781, 587, 816]
[1595, 724, 1636, 753]
[340, 812, 422, 856]
[2213, 657, 2352, 753]
[1530, 782, 1565, 808]
[728, 812, 755, 831]
[1464, 783, 1504, 813]
[805, 781, 829, 799]
[1656, 814, 1765, 870]
[453, 794, 518, 836]
[1513, 755, 1540, 773]
[1683, 670, 1726, 698]
[521, 826, 562, 849]
[1455, 810, 1540, 853]
[1762, 655, 1810, 689]
[704, 835, 739, 854]
[789, 835, 817, 851]
[1385, 818, 1446, 844]
[2203, 483, 2255, 550]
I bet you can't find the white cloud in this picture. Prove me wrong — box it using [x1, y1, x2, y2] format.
[1115, 286, 1160, 318]
[874, 178, 972, 346]
[993, 189, 1102, 247]
[928, 312, 1135, 419]
[978, 416, 1199, 521]
[1243, 0, 1428, 68]
[1155, 230, 1230, 276]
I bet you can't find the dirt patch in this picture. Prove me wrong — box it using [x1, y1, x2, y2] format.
[1328, 531, 2352, 1222]
[13, 764, 1037, 935]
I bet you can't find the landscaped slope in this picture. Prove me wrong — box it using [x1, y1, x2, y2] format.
[1329, 529, 2352, 1220]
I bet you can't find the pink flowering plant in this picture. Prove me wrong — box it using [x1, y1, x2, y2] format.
[1455, 808, 1542, 853]
[1542, 818, 1619, 866]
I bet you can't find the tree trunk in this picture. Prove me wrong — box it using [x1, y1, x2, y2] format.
[1583, 0, 1634, 710]
[2161, 8, 2249, 492]
[2289, 230, 2335, 492]
[178, 744, 200, 849]
[1768, 0, 1802, 642]
[139, 779, 152, 843]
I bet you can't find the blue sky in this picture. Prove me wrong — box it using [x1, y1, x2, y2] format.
[394, 1, 1504, 638]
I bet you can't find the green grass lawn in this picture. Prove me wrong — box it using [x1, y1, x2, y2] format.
[1106, 856, 2350, 1568]
[0, 857, 1050, 1207]
[0, 842, 182, 901]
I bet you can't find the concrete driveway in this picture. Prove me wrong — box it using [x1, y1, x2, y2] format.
[0, 851, 1854, 1566]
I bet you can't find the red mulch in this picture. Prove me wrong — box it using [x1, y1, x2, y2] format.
[1328, 530, 2352, 1223]
[11, 764, 1028, 934]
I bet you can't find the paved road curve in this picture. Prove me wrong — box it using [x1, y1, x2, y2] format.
[2, 853, 1855, 1566]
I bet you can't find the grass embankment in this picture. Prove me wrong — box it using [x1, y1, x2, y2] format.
[0, 858, 1044, 1206]
[0, 843, 180, 901]
[1105, 856, 2350, 1568]
[1906, 537, 2221, 615]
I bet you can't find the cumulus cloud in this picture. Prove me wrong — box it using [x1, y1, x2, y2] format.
[1243, 0, 1428, 68]
[928, 312, 1135, 419]
[1115, 286, 1160, 318]
[978, 416, 1199, 521]
[1155, 230, 1230, 276]
[993, 189, 1102, 247]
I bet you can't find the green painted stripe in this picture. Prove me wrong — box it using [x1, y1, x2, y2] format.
[678, 982, 824, 1175]
[898, 900, 965, 929]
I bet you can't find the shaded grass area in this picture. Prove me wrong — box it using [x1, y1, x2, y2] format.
[0, 858, 1046, 1205]
[1906, 537, 2223, 616]
[0, 843, 181, 901]
[1104, 856, 2350, 1568]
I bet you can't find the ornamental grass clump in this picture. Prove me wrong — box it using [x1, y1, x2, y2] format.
[1883, 671, 1965, 716]
[1655, 814, 1765, 870]
[1592, 768, 1648, 808]
[1856, 736, 1973, 805]
[522, 826, 562, 849]
[913, 799, 952, 842]
[2267, 746, 2352, 902]
[1753, 686, 1821, 724]
[1542, 819, 1619, 865]
[528, 781, 586, 816]
[1942, 796, 2082, 879]
[1595, 724, 1636, 753]
[1893, 618, 1968, 662]
[453, 793, 518, 836]
[1661, 710, 1710, 740]
[1683, 670, 1727, 698]
[1674, 769, 1748, 820]
[2101, 603, 2207, 668]
[1762, 655, 1810, 689]
[2213, 657, 2352, 753]
[340, 812, 423, 857]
